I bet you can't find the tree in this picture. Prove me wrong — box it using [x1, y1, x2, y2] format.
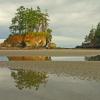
[7, 6, 53, 48]
[83, 22, 100, 48]
[46, 28, 52, 45]
[95, 22, 100, 44]
[9, 6, 26, 34]
[84, 28, 95, 43]
[9, 6, 50, 34]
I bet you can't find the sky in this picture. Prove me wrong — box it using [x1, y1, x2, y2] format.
[0, 0, 100, 48]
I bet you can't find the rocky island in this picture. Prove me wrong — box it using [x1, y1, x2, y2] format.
[1, 6, 56, 49]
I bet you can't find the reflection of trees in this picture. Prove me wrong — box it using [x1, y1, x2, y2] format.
[85, 55, 100, 61]
[11, 69, 48, 90]
[8, 56, 51, 61]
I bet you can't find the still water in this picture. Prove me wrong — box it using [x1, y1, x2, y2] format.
[0, 55, 100, 61]
[0, 55, 100, 100]
[0, 64, 100, 100]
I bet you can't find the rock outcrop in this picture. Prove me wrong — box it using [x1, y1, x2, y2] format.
[24, 34, 46, 47]
[2, 33, 47, 48]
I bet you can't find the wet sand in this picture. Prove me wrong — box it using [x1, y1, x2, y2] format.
[0, 49, 100, 56]
[0, 61, 100, 81]
[0, 49, 100, 80]
[0, 49, 100, 100]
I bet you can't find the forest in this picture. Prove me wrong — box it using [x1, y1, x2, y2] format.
[77, 22, 100, 48]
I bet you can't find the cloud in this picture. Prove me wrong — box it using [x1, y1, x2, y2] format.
[52, 35, 83, 48]
[0, 39, 5, 43]
[0, 0, 100, 47]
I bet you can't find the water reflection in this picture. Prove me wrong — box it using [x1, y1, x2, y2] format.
[85, 55, 100, 61]
[8, 56, 51, 61]
[0, 63, 100, 100]
[7, 61, 100, 82]
[1, 55, 100, 61]
[0, 56, 9, 61]
[5, 56, 86, 61]
[11, 69, 48, 90]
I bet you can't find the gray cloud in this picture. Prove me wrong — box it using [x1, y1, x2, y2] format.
[0, 0, 100, 47]
[0, 0, 32, 4]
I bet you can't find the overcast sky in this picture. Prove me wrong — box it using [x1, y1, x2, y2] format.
[0, 0, 100, 47]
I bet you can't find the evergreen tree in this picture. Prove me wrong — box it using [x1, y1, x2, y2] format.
[95, 22, 100, 44]
[84, 28, 95, 43]
[83, 22, 100, 48]
[9, 6, 50, 34]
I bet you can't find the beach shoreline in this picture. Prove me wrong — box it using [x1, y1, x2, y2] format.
[0, 49, 100, 56]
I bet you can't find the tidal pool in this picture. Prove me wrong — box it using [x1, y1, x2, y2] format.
[0, 65, 100, 100]
[0, 55, 100, 61]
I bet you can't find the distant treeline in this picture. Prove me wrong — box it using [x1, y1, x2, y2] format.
[76, 22, 100, 48]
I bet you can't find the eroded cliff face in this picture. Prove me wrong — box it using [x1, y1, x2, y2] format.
[2, 33, 47, 48]
[1, 34, 23, 47]
[24, 34, 46, 47]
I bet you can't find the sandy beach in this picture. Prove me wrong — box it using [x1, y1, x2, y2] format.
[0, 49, 100, 69]
[0, 49, 100, 80]
[0, 49, 100, 56]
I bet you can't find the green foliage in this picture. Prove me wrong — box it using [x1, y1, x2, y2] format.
[95, 22, 100, 43]
[84, 28, 95, 43]
[8, 6, 53, 47]
[83, 22, 100, 47]
[9, 6, 50, 34]
[11, 69, 48, 90]
[95, 23, 100, 36]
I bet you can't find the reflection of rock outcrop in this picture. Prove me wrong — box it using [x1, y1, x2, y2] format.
[7, 56, 51, 61]
[85, 55, 100, 61]
[11, 69, 48, 90]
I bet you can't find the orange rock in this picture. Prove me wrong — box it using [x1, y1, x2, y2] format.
[24, 34, 46, 47]
[3, 33, 47, 48]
